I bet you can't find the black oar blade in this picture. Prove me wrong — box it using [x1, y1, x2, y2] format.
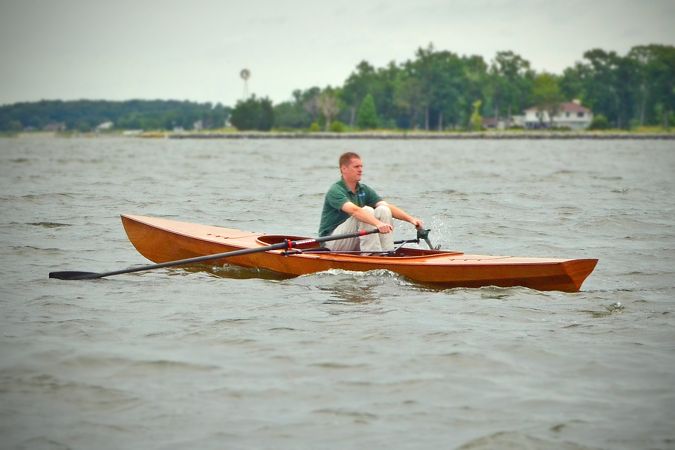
[49, 271, 101, 280]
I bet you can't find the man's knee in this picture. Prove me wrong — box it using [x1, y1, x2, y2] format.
[362, 206, 375, 215]
[375, 204, 392, 221]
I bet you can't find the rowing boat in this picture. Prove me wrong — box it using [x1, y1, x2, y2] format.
[120, 214, 598, 292]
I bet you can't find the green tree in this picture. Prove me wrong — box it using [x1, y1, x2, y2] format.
[7, 120, 22, 131]
[407, 44, 483, 130]
[628, 44, 675, 128]
[461, 54, 489, 129]
[300, 87, 322, 124]
[273, 101, 307, 129]
[230, 95, 274, 131]
[470, 100, 483, 131]
[317, 87, 341, 130]
[273, 89, 316, 129]
[488, 51, 534, 121]
[356, 94, 378, 129]
[532, 73, 564, 127]
[393, 69, 425, 129]
[0, 99, 230, 131]
[329, 120, 345, 132]
[589, 114, 610, 130]
[560, 62, 588, 103]
[340, 61, 401, 128]
[4, 43, 673, 133]
[370, 62, 400, 128]
[409, 44, 440, 130]
[564, 49, 638, 128]
[341, 61, 378, 126]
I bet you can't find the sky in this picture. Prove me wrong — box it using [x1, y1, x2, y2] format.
[1, 0, 674, 107]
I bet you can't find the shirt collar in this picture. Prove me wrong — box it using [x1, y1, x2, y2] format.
[339, 178, 360, 193]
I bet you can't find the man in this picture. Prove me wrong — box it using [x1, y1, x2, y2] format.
[319, 152, 424, 253]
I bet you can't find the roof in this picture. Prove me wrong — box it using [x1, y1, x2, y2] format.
[559, 102, 591, 113]
[524, 101, 591, 114]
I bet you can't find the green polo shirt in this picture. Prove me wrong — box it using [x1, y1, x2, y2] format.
[319, 179, 382, 236]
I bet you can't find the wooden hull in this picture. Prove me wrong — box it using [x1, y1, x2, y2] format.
[121, 215, 598, 292]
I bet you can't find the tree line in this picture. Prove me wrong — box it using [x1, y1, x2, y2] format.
[235, 43, 674, 131]
[2, 44, 673, 133]
[0, 99, 230, 132]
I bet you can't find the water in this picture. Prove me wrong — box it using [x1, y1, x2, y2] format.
[1, 136, 674, 449]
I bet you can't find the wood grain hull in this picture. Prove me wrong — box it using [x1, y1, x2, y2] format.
[121, 215, 598, 292]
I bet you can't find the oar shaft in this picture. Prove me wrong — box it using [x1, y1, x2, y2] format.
[92, 242, 290, 278]
[50, 228, 378, 280]
[102, 229, 377, 275]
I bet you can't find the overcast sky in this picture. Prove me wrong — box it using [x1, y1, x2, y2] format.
[1, 0, 673, 107]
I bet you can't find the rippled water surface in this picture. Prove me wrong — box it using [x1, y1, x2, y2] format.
[1, 136, 674, 449]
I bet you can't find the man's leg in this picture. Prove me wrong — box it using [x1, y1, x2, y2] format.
[357, 206, 383, 253]
[358, 205, 396, 253]
[325, 205, 395, 253]
[324, 216, 360, 251]
[374, 204, 394, 251]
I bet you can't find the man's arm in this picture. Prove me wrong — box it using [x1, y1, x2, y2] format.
[342, 202, 393, 233]
[377, 201, 424, 229]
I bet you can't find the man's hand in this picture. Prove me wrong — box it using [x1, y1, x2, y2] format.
[409, 217, 424, 229]
[377, 222, 393, 234]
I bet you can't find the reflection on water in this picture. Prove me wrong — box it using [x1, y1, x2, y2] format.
[300, 269, 415, 304]
[179, 263, 432, 304]
[320, 283, 380, 304]
[579, 301, 625, 318]
[180, 264, 291, 281]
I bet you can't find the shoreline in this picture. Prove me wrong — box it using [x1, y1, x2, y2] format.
[4, 130, 674, 140]
[166, 131, 675, 140]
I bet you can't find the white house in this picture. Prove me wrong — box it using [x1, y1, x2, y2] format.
[524, 100, 593, 130]
[96, 121, 114, 131]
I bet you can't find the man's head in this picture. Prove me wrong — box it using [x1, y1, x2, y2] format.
[339, 152, 363, 184]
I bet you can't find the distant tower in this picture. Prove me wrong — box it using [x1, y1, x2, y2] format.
[240, 68, 251, 100]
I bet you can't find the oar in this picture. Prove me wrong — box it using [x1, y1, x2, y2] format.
[396, 228, 435, 249]
[416, 228, 436, 249]
[49, 229, 379, 280]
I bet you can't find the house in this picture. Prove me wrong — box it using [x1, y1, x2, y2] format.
[482, 117, 501, 129]
[43, 122, 66, 132]
[96, 121, 114, 131]
[482, 116, 519, 130]
[524, 100, 593, 130]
